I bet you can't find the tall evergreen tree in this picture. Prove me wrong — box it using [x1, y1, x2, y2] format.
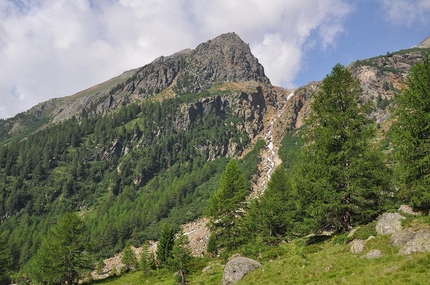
[391, 55, 430, 212]
[171, 230, 192, 285]
[25, 212, 91, 285]
[156, 223, 175, 268]
[206, 159, 248, 249]
[293, 64, 389, 233]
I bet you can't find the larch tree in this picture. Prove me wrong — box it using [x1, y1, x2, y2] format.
[121, 242, 139, 272]
[206, 159, 248, 249]
[26, 212, 92, 285]
[391, 54, 430, 213]
[244, 166, 295, 244]
[171, 230, 192, 285]
[293, 64, 390, 233]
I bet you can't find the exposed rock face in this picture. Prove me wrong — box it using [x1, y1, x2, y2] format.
[222, 256, 261, 285]
[376, 213, 405, 235]
[174, 33, 270, 95]
[398, 230, 430, 255]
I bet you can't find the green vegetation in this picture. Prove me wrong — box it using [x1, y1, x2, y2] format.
[1, 51, 430, 285]
[121, 242, 139, 272]
[25, 213, 91, 285]
[0, 87, 254, 282]
[391, 54, 430, 213]
[77, 215, 430, 285]
[0, 231, 11, 285]
[293, 64, 390, 233]
[206, 159, 248, 250]
[156, 223, 175, 268]
[171, 231, 192, 285]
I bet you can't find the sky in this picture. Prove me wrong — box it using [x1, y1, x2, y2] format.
[0, 0, 429, 119]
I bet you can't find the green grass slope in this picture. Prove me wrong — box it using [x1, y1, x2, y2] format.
[86, 216, 430, 285]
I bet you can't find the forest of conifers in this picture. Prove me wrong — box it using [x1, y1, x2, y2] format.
[0, 54, 429, 285]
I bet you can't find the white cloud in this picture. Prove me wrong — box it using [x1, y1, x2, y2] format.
[0, 0, 352, 119]
[379, 0, 430, 26]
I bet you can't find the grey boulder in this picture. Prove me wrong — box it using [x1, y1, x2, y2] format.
[222, 256, 261, 285]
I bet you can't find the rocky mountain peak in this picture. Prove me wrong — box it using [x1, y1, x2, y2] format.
[173, 32, 270, 94]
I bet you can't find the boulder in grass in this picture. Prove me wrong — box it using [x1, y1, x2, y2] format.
[376, 213, 405, 235]
[349, 239, 365, 254]
[222, 256, 261, 285]
[398, 230, 430, 255]
[362, 249, 382, 259]
[390, 228, 416, 247]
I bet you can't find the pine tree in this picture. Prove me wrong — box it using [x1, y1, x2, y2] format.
[391, 54, 430, 212]
[294, 64, 389, 233]
[156, 223, 175, 268]
[171, 231, 192, 285]
[25, 212, 92, 285]
[206, 159, 248, 249]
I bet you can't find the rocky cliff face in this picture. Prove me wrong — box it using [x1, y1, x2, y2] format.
[173, 33, 270, 94]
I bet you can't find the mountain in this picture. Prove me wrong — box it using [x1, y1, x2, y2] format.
[0, 32, 429, 282]
[0, 32, 276, 145]
[0, 32, 282, 272]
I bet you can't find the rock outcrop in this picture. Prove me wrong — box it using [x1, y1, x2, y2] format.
[398, 230, 430, 255]
[376, 213, 405, 235]
[222, 256, 261, 285]
[390, 228, 416, 247]
[174, 33, 270, 95]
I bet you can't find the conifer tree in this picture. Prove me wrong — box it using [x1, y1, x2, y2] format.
[96, 257, 106, 275]
[121, 242, 138, 272]
[245, 166, 294, 244]
[294, 64, 389, 233]
[25, 212, 91, 285]
[391, 55, 430, 212]
[156, 223, 175, 268]
[206, 159, 248, 249]
[140, 241, 154, 275]
[171, 230, 192, 285]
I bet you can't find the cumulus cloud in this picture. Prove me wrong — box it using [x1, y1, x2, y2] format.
[0, 0, 352, 119]
[379, 0, 430, 26]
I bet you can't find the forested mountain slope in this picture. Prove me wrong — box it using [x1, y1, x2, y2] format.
[0, 33, 277, 273]
[0, 33, 429, 284]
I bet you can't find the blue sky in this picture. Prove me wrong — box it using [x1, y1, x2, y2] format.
[0, 0, 429, 119]
[296, 0, 430, 86]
